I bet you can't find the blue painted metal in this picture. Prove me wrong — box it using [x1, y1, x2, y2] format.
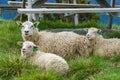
[0, 0, 21, 19]
[95, 0, 120, 17]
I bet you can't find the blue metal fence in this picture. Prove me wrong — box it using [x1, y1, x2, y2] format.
[0, 0, 120, 25]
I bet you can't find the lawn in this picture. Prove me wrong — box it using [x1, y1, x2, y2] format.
[0, 19, 120, 80]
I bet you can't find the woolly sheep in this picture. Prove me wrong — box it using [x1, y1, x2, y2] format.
[17, 41, 69, 75]
[16, 21, 91, 58]
[86, 27, 120, 57]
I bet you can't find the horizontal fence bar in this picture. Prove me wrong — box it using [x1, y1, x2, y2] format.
[8, 1, 100, 8]
[18, 8, 120, 14]
[0, 5, 20, 8]
[8, 1, 120, 8]
[0, 5, 20, 11]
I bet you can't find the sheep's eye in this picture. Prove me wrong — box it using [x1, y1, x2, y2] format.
[30, 25, 34, 28]
[21, 25, 24, 28]
[28, 46, 32, 48]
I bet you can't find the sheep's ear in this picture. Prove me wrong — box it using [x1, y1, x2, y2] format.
[97, 29, 102, 35]
[83, 28, 89, 33]
[34, 21, 40, 26]
[17, 41, 23, 46]
[84, 28, 89, 31]
[97, 29, 101, 32]
[16, 21, 22, 26]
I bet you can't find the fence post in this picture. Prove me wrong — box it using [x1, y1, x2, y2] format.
[73, 0, 78, 25]
[108, 0, 115, 29]
[20, 0, 26, 21]
[27, 0, 32, 21]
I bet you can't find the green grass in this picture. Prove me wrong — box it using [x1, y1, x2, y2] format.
[112, 24, 120, 30]
[38, 20, 106, 30]
[0, 19, 120, 80]
[104, 31, 120, 38]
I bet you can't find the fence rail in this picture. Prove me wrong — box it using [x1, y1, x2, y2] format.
[18, 8, 120, 14]
[8, 1, 100, 8]
[0, 5, 20, 10]
[8, 1, 120, 8]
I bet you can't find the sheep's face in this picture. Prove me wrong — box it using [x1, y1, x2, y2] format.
[17, 41, 37, 58]
[16, 21, 39, 37]
[86, 28, 101, 40]
[21, 21, 35, 36]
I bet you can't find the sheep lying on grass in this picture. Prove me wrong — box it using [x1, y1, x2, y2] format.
[86, 27, 120, 57]
[16, 21, 91, 58]
[17, 41, 69, 75]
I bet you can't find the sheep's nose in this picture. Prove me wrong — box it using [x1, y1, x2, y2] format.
[22, 48, 26, 51]
[24, 31, 29, 33]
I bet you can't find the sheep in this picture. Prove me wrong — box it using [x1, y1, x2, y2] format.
[17, 41, 69, 75]
[16, 21, 91, 58]
[86, 27, 120, 57]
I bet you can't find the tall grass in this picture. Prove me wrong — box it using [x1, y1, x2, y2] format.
[0, 20, 22, 54]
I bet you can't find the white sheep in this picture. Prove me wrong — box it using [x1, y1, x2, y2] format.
[16, 21, 91, 58]
[17, 41, 69, 75]
[86, 27, 120, 57]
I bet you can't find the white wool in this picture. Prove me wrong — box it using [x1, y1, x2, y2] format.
[17, 21, 91, 58]
[86, 27, 120, 57]
[20, 41, 69, 75]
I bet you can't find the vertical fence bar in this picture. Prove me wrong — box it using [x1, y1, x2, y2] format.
[20, 0, 26, 21]
[27, 0, 32, 21]
[73, 0, 78, 25]
[108, 0, 115, 29]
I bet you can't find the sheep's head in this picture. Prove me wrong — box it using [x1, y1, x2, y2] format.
[16, 21, 40, 37]
[17, 41, 38, 58]
[86, 27, 101, 40]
